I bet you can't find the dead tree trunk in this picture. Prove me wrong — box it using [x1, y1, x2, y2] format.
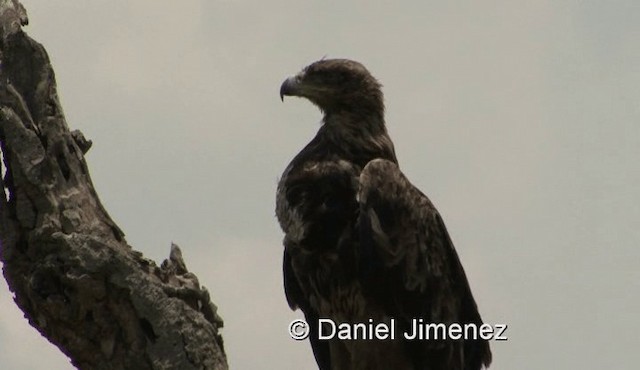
[0, 1, 227, 369]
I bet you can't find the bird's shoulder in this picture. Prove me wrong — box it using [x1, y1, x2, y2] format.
[358, 158, 435, 213]
[276, 154, 361, 236]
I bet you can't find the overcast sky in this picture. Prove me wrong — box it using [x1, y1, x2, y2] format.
[1, 1, 639, 369]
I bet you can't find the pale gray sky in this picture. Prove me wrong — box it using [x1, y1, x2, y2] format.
[1, 1, 639, 369]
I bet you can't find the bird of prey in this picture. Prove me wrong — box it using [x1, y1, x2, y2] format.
[276, 59, 492, 370]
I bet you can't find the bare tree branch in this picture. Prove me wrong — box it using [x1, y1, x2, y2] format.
[0, 1, 227, 369]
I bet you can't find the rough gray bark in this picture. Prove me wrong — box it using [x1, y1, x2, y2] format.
[0, 1, 227, 369]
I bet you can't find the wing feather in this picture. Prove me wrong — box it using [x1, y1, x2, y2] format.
[283, 249, 332, 370]
[357, 158, 492, 369]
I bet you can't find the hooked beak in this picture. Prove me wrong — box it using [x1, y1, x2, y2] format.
[280, 76, 299, 101]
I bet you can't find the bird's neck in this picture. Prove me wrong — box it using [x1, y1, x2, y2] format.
[320, 112, 397, 165]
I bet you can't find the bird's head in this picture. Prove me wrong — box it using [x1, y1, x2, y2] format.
[280, 59, 384, 117]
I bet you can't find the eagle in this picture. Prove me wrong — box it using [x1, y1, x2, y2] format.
[276, 59, 492, 370]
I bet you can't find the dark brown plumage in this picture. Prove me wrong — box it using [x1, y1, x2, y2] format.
[276, 59, 491, 370]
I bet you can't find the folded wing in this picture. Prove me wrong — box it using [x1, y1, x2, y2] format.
[357, 159, 492, 370]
